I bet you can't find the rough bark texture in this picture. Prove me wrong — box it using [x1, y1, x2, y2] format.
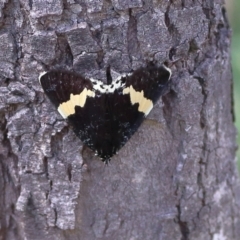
[0, 0, 239, 239]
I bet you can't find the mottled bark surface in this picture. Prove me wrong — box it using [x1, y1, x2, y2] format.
[0, 0, 239, 239]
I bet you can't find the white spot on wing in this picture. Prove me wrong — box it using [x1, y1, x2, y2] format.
[57, 88, 95, 118]
[89, 74, 129, 94]
[123, 86, 153, 116]
[115, 73, 131, 82]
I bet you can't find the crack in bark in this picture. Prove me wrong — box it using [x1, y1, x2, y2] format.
[195, 76, 207, 129]
[176, 204, 190, 240]
[127, 8, 141, 65]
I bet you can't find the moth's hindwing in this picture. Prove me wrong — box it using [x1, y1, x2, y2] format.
[39, 65, 171, 162]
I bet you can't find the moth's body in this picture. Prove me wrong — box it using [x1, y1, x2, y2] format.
[68, 88, 144, 159]
[39, 65, 171, 162]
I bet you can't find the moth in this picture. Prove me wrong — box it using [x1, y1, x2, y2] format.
[39, 64, 171, 163]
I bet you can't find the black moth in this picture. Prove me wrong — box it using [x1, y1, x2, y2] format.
[39, 65, 171, 163]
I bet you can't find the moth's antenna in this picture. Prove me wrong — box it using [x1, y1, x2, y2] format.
[106, 65, 112, 85]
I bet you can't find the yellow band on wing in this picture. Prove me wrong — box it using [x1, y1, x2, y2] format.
[57, 88, 95, 118]
[123, 86, 153, 116]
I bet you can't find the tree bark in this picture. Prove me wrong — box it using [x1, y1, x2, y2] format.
[0, 0, 239, 239]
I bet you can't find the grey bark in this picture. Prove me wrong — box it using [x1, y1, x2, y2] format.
[0, 0, 239, 239]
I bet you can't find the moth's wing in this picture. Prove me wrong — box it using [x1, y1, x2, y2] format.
[108, 89, 144, 153]
[94, 67, 171, 159]
[67, 92, 110, 156]
[124, 65, 171, 105]
[39, 71, 93, 119]
[40, 71, 109, 158]
[107, 65, 172, 153]
[40, 71, 111, 158]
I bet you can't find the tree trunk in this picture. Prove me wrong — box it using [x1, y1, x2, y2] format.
[0, 0, 239, 239]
